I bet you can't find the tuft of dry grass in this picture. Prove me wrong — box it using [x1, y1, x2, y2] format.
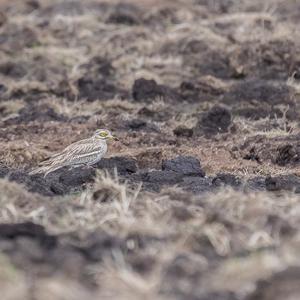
[1, 173, 300, 299]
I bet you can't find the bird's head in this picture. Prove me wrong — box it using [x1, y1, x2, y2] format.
[93, 129, 119, 141]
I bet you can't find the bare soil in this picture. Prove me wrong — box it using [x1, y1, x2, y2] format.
[1, 0, 300, 299]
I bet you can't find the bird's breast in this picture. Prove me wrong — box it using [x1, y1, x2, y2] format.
[97, 141, 107, 157]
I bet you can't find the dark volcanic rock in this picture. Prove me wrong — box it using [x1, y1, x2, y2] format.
[77, 77, 122, 101]
[179, 81, 200, 101]
[0, 61, 27, 78]
[180, 176, 213, 194]
[223, 80, 293, 105]
[194, 105, 232, 136]
[122, 118, 159, 132]
[4, 104, 67, 125]
[106, 3, 141, 25]
[48, 180, 68, 195]
[130, 170, 183, 192]
[139, 170, 183, 184]
[178, 78, 225, 102]
[96, 157, 138, 175]
[173, 126, 194, 137]
[265, 175, 300, 193]
[3, 157, 138, 197]
[10, 167, 94, 196]
[212, 173, 242, 188]
[132, 78, 160, 101]
[59, 167, 96, 187]
[162, 156, 205, 177]
[125, 118, 147, 130]
[132, 78, 180, 102]
[245, 177, 266, 192]
[0, 222, 57, 249]
[10, 170, 61, 196]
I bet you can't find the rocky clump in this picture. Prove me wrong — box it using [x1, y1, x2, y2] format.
[0, 157, 138, 196]
[106, 3, 142, 25]
[130, 156, 206, 192]
[132, 78, 180, 103]
[162, 156, 205, 177]
[212, 173, 242, 189]
[173, 126, 194, 138]
[96, 156, 138, 175]
[8, 169, 66, 196]
[265, 175, 300, 193]
[4, 156, 300, 196]
[4, 103, 67, 125]
[77, 77, 120, 101]
[0, 222, 57, 248]
[194, 105, 232, 136]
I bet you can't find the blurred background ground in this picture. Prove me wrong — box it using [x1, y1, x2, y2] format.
[1, 0, 300, 299]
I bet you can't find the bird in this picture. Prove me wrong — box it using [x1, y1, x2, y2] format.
[29, 129, 118, 177]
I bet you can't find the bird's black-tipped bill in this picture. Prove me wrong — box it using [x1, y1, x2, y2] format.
[110, 135, 119, 141]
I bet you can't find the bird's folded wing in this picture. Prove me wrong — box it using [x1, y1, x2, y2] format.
[49, 138, 92, 158]
[41, 141, 105, 166]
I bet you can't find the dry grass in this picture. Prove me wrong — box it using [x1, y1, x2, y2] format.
[1, 173, 300, 299]
[1, 0, 300, 299]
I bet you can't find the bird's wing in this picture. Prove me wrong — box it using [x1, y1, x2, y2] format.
[52, 138, 93, 157]
[39, 138, 94, 165]
[41, 140, 106, 166]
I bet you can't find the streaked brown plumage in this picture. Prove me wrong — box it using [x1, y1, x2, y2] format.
[30, 129, 118, 177]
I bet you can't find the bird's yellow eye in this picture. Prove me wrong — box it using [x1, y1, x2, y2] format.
[99, 131, 108, 137]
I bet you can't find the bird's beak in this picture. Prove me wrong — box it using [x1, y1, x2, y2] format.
[109, 135, 119, 141]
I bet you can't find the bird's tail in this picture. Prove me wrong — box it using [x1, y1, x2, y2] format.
[29, 164, 62, 178]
